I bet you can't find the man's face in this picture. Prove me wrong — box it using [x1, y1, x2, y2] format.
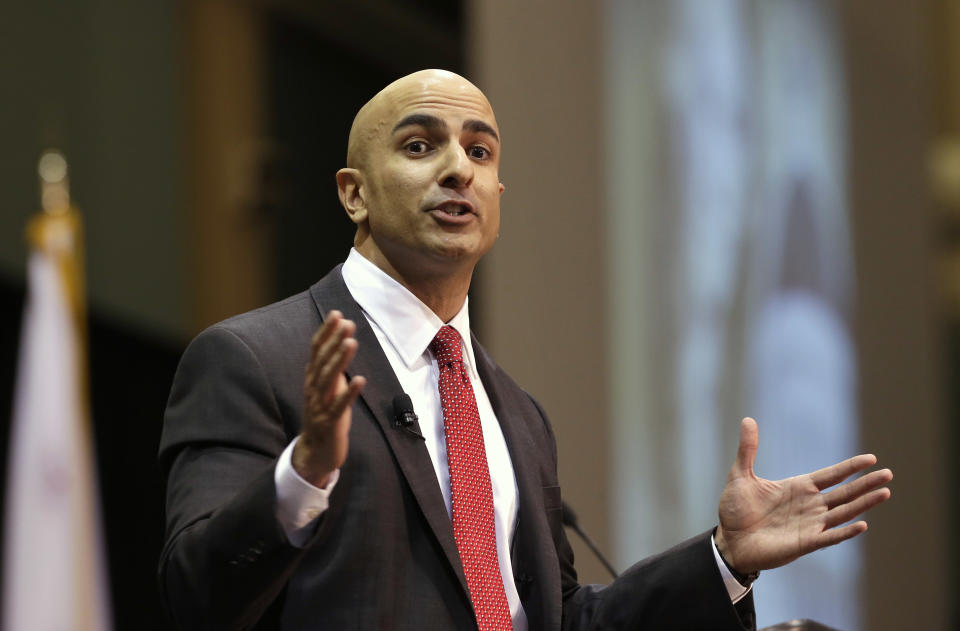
[343, 72, 505, 279]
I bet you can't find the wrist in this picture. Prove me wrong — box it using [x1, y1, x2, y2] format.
[714, 527, 759, 587]
[292, 436, 335, 488]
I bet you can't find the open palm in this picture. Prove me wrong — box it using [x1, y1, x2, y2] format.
[294, 311, 366, 487]
[715, 418, 892, 574]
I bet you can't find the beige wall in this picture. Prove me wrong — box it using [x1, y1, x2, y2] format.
[841, 1, 949, 628]
[469, 0, 613, 585]
[184, 0, 272, 332]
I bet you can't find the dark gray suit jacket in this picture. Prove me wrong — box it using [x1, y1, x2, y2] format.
[158, 266, 755, 630]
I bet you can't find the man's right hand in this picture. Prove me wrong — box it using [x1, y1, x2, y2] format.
[293, 310, 366, 488]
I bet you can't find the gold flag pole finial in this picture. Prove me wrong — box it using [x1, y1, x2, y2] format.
[28, 149, 86, 370]
[38, 149, 70, 215]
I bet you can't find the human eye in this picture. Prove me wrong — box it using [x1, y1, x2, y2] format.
[404, 139, 431, 155]
[467, 145, 491, 160]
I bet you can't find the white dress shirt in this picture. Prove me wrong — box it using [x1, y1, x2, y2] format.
[276, 248, 528, 630]
[273, 248, 749, 624]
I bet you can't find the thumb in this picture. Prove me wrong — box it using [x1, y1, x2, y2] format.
[731, 417, 759, 480]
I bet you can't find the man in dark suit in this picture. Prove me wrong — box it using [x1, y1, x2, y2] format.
[159, 69, 892, 630]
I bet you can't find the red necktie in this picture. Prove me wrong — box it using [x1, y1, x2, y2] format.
[430, 326, 513, 631]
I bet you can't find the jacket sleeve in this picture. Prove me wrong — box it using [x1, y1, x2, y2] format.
[158, 325, 306, 631]
[560, 531, 756, 631]
[525, 399, 757, 631]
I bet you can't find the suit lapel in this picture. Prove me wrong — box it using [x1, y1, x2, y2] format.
[471, 334, 552, 631]
[308, 267, 469, 598]
[471, 333, 541, 533]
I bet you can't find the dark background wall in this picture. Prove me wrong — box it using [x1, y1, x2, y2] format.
[0, 2, 464, 628]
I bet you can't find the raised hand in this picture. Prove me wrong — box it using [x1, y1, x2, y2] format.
[714, 417, 892, 574]
[292, 311, 366, 488]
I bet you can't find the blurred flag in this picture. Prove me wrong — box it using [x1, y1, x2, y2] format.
[3, 151, 111, 631]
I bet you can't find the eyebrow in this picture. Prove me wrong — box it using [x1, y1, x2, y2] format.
[463, 119, 500, 142]
[392, 113, 500, 143]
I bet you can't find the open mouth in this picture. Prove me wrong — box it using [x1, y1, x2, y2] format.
[433, 202, 473, 217]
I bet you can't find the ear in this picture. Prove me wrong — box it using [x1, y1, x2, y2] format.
[499, 181, 505, 195]
[336, 168, 367, 224]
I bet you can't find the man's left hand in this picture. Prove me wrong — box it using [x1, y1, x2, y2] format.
[714, 417, 892, 574]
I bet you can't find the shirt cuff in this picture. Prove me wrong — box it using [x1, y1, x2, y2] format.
[274, 436, 339, 548]
[711, 534, 753, 604]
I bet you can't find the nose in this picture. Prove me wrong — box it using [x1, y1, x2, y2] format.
[437, 143, 474, 189]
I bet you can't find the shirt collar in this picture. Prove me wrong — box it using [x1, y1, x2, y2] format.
[341, 248, 478, 371]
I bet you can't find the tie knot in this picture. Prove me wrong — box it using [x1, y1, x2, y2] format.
[430, 325, 463, 364]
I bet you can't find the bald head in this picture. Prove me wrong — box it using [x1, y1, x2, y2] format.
[334, 67, 505, 310]
[345, 69, 498, 170]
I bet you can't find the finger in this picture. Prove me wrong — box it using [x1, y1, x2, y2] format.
[325, 374, 366, 422]
[731, 417, 758, 479]
[814, 520, 869, 550]
[312, 311, 343, 348]
[308, 312, 345, 366]
[303, 375, 365, 448]
[316, 318, 356, 370]
[809, 453, 878, 490]
[307, 319, 356, 392]
[822, 468, 893, 509]
[330, 337, 360, 384]
[306, 314, 345, 379]
[305, 350, 364, 428]
[823, 487, 892, 529]
[313, 337, 359, 404]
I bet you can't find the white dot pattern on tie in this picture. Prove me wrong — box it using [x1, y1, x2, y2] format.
[430, 325, 513, 631]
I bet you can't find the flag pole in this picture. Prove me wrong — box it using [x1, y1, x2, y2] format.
[3, 150, 111, 631]
[33, 149, 88, 400]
